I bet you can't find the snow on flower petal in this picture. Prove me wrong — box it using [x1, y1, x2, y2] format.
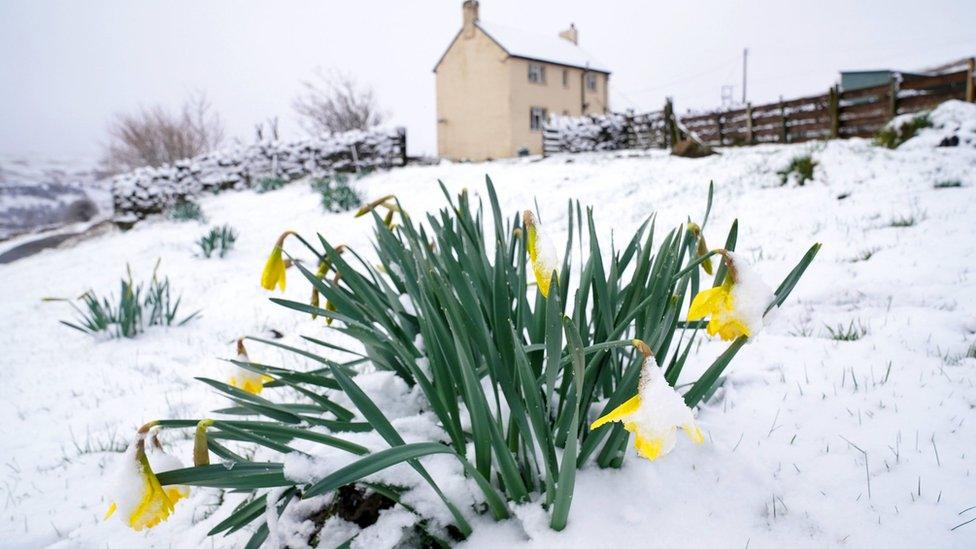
[106, 433, 175, 531]
[522, 210, 559, 297]
[227, 338, 272, 395]
[688, 252, 774, 341]
[589, 353, 703, 461]
[147, 429, 190, 503]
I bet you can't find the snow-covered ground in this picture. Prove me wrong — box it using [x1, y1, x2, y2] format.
[1, 135, 975, 548]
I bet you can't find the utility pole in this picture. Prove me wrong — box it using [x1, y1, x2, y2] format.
[742, 48, 748, 104]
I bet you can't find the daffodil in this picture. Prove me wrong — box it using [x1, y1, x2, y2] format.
[146, 428, 189, 504]
[688, 251, 773, 341]
[590, 344, 703, 461]
[260, 231, 294, 292]
[522, 210, 559, 298]
[228, 338, 273, 394]
[105, 429, 175, 530]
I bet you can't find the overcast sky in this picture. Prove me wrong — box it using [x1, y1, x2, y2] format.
[2, 0, 975, 159]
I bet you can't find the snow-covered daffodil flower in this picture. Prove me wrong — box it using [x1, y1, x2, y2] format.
[228, 338, 273, 394]
[105, 428, 176, 530]
[260, 231, 295, 292]
[522, 210, 559, 298]
[688, 251, 773, 341]
[590, 343, 703, 461]
[146, 428, 189, 504]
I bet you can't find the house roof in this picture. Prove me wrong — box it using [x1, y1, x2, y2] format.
[477, 21, 610, 73]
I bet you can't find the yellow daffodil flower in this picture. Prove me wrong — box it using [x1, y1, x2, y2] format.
[688, 251, 773, 341]
[105, 430, 176, 531]
[228, 339, 273, 394]
[522, 210, 559, 298]
[146, 429, 189, 504]
[590, 345, 703, 461]
[260, 231, 295, 291]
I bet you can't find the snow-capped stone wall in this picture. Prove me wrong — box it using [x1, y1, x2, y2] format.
[542, 112, 669, 155]
[111, 128, 406, 222]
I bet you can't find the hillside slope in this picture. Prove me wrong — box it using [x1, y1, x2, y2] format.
[1, 138, 974, 548]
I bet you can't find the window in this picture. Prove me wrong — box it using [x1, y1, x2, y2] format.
[562, 69, 569, 88]
[530, 107, 547, 131]
[528, 63, 546, 84]
[586, 73, 598, 91]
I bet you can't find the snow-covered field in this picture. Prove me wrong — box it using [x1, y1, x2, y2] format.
[1, 134, 975, 548]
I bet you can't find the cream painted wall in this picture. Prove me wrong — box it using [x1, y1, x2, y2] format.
[435, 28, 512, 161]
[506, 59, 609, 155]
[436, 25, 609, 159]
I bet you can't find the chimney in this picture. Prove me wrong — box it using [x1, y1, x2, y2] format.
[462, 1, 480, 37]
[559, 23, 578, 45]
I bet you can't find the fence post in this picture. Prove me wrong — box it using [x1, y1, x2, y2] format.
[828, 85, 839, 139]
[967, 57, 975, 102]
[397, 127, 408, 166]
[745, 103, 754, 144]
[715, 112, 723, 146]
[888, 76, 899, 119]
[779, 96, 788, 144]
[663, 98, 677, 148]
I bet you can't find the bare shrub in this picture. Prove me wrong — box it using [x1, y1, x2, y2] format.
[103, 93, 224, 173]
[293, 69, 385, 135]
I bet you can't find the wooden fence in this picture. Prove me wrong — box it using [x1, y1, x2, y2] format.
[543, 57, 975, 154]
[678, 63, 974, 146]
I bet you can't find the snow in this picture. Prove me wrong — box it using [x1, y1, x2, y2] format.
[729, 252, 776, 338]
[1, 136, 975, 547]
[110, 128, 404, 221]
[898, 99, 976, 150]
[0, 153, 110, 241]
[105, 438, 149, 527]
[477, 21, 610, 73]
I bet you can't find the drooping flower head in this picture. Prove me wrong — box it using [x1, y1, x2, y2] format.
[105, 425, 176, 530]
[688, 251, 774, 341]
[522, 210, 559, 298]
[146, 428, 189, 504]
[260, 231, 295, 292]
[590, 341, 703, 461]
[227, 338, 273, 395]
[356, 194, 399, 229]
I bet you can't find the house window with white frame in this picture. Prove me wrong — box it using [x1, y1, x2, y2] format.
[528, 63, 546, 84]
[586, 72, 597, 91]
[530, 107, 547, 131]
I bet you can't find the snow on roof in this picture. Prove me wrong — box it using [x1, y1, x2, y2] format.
[477, 21, 610, 74]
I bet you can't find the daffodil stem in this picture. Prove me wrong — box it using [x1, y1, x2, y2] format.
[356, 194, 397, 217]
[284, 232, 328, 264]
[671, 249, 722, 282]
[714, 249, 739, 283]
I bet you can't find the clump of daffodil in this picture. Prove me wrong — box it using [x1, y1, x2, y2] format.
[356, 194, 400, 229]
[688, 250, 774, 341]
[105, 423, 177, 530]
[145, 427, 189, 504]
[227, 338, 273, 394]
[260, 231, 297, 292]
[522, 210, 559, 298]
[590, 340, 704, 461]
